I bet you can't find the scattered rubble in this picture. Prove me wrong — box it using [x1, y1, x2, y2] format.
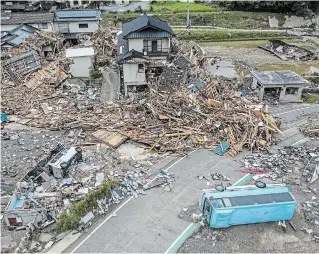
[258, 39, 318, 61]
[241, 146, 319, 182]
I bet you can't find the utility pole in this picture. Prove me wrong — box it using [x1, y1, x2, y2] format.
[186, 0, 190, 30]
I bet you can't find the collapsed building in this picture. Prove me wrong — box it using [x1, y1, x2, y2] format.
[258, 39, 318, 61]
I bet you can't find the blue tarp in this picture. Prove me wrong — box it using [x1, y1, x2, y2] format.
[213, 141, 230, 156]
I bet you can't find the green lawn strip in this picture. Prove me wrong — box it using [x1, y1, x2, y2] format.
[101, 11, 286, 29]
[150, 1, 216, 13]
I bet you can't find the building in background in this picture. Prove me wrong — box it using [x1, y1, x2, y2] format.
[0, 12, 54, 32]
[1, 0, 41, 13]
[53, 9, 101, 39]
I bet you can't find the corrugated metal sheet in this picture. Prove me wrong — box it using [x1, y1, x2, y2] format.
[1, 24, 38, 47]
[126, 31, 174, 39]
[55, 10, 101, 21]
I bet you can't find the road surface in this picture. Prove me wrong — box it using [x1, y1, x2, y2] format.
[65, 103, 319, 253]
[65, 149, 244, 253]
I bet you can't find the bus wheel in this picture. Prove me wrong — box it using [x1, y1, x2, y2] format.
[255, 181, 266, 188]
[215, 185, 225, 192]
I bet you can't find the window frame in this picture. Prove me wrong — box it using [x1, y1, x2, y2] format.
[138, 64, 144, 73]
[79, 23, 89, 29]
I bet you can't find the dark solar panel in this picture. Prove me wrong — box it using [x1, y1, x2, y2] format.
[228, 193, 294, 207]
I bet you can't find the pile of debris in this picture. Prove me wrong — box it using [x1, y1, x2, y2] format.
[2, 73, 280, 156]
[258, 40, 318, 61]
[241, 146, 319, 182]
[91, 28, 117, 67]
[20, 30, 65, 59]
[75, 28, 118, 67]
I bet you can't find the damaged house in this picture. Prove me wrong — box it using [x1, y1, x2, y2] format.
[117, 14, 175, 96]
[53, 9, 101, 40]
[1, 24, 38, 55]
[252, 70, 310, 103]
[4, 192, 46, 227]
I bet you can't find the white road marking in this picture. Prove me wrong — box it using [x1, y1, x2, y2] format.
[291, 138, 310, 147]
[69, 150, 197, 254]
[272, 105, 319, 116]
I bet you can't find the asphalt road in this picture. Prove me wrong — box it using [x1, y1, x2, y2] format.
[65, 150, 244, 253]
[65, 103, 319, 253]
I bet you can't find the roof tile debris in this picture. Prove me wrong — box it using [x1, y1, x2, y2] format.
[1, 24, 38, 47]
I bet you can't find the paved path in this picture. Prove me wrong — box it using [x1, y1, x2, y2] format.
[65, 150, 244, 253]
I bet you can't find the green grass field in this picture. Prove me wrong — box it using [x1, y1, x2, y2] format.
[101, 11, 285, 29]
[174, 29, 293, 42]
[150, 1, 216, 13]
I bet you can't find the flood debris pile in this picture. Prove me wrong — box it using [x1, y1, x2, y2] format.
[0, 141, 170, 252]
[241, 146, 319, 182]
[258, 39, 318, 61]
[20, 30, 65, 59]
[91, 28, 118, 67]
[303, 196, 319, 242]
[116, 76, 279, 155]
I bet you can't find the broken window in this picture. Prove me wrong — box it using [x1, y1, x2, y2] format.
[285, 87, 298, 95]
[38, 23, 48, 29]
[79, 23, 89, 28]
[138, 64, 144, 73]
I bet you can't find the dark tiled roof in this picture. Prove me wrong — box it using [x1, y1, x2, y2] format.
[55, 10, 101, 21]
[122, 15, 174, 39]
[117, 33, 129, 61]
[1, 4, 26, 10]
[1, 12, 54, 25]
[1, 24, 38, 47]
[118, 49, 147, 63]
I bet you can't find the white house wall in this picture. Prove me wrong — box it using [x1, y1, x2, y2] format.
[70, 56, 93, 78]
[123, 63, 146, 84]
[53, 21, 99, 33]
[128, 38, 169, 53]
[128, 39, 144, 52]
[30, 22, 54, 32]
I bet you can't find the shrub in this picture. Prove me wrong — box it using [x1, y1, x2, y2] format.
[89, 67, 102, 79]
[57, 180, 119, 231]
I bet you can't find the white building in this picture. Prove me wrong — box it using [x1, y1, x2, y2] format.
[0, 12, 54, 32]
[117, 14, 175, 96]
[53, 9, 101, 39]
[66, 47, 95, 78]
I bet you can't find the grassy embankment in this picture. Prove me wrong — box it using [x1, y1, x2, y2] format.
[101, 11, 286, 30]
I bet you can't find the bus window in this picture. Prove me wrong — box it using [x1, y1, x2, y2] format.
[212, 198, 225, 208]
